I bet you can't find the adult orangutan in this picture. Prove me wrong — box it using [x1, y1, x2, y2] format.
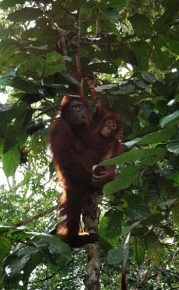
[48, 73, 113, 247]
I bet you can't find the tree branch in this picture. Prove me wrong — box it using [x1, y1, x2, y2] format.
[11, 205, 57, 227]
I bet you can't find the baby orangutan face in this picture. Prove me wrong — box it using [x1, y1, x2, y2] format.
[100, 117, 118, 138]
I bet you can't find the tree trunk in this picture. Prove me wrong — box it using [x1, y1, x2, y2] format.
[83, 196, 100, 290]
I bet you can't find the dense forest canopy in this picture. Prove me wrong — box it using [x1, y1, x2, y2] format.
[0, 0, 179, 289]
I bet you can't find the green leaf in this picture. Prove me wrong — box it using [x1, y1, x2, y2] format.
[99, 148, 166, 166]
[152, 37, 171, 70]
[159, 225, 175, 237]
[153, 9, 177, 31]
[95, 84, 118, 92]
[44, 52, 65, 78]
[107, 244, 123, 265]
[0, 0, 26, 9]
[17, 53, 65, 79]
[0, 40, 19, 64]
[137, 126, 177, 145]
[157, 198, 177, 210]
[0, 71, 16, 86]
[103, 156, 162, 193]
[123, 233, 130, 269]
[167, 0, 179, 10]
[126, 194, 151, 219]
[129, 13, 152, 38]
[131, 237, 146, 266]
[162, 33, 179, 55]
[17, 55, 45, 80]
[8, 7, 43, 22]
[130, 42, 149, 71]
[145, 232, 165, 266]
[10, 76, 39, 92]
[167, 132, 179, 154]
[122, 221, 141, 235]
[34, 233, 71, 257]
[99, 210, 123, 246]
[160, 110, 179, 127]
[87, 62, 118, 74]
[172, 202, 179, 226]
[3, 145, 20, 177]
[141, 71, 156, 83]
[101, 7, 119, 19]
[110, 84, 134, 95]
[141, 213, 163, 226]
[7, 246, 39, 278]
[0, 236, 11, 262]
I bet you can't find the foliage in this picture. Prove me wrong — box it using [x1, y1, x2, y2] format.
[0, 0, 179, 288]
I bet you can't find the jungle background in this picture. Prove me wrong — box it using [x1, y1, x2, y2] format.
[0, 0, 179, 289]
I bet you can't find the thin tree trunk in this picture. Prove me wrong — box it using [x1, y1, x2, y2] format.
[83, 196, 100, 290]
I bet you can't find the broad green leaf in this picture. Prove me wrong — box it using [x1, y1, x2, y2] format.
[145, 232, 165, 266]
[103, 156, 162, 193]
[95, 84, 118, 92]
[10, 76, 39, 92]
[8, 7, 43, 22]
[101, 7, 119, 19]
[17, 53, 65, 79]
[0, 0, 26, 8]
[107, 244, 123, 265]
[123, 233, 130, 269]
[130, 42, 149, 71]
[34, 233, 71, 257]
[44, 52, 65, 78]
[103, 166, 139, 193]
[137, 126, 177, 145]
[159, 225, 175, 237]
[0, 71, 16, 86]
[152, 38, 171, 70]
[0, 40, 19, 64]
[129, 13, 152, 38]
[3, 145, 20, 177]
[131, 237, 146, 266]
[99, 148, 166, 166]
[101, 0, 126, 10]
[167, 0, 179, 10]
[126, 195, 151, 219]
[0, 226, 17, 235]
[141, 213, 163, 226]
[115, 47, 138, 66]
[7, 246, 39, 278]
[17, 55, 45, 80]
[160, 110, 179, 127]
[110, 84, 134, 95]
[64, 0, 86, 11]
[0, 236, 11, 262]
[122, 221, 141, 235]
[175, 94, 179, 102]
[0, 103, 12, 112]
[87, 62, 118, 74]
[172, 203, 179, 226]
[136, 79, 148, 88]
[125, 138, 141, 148]
[99, 210, 123, 246]
[167, 132, 179, 154]
[153, 9, 177, 31]
[161, 33, 179, 55]
[20, 93, 43, 104]
[141, 71, 156, 83]
[157, 198, 177, 210]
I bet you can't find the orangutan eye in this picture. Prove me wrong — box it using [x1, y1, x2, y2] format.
[107, 120, 112, 125]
